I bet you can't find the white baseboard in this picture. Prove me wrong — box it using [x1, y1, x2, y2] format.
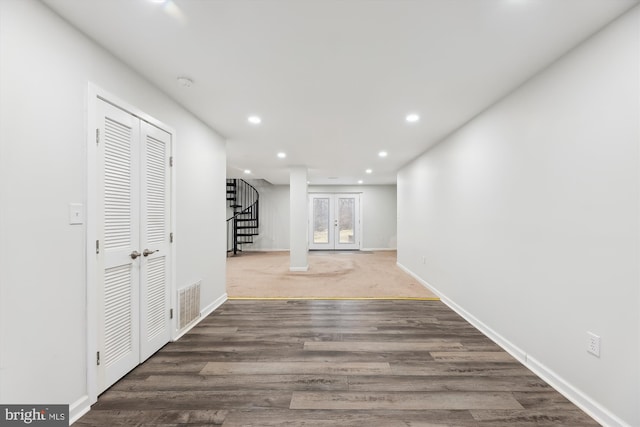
[239, 248, 399, 253]
[289, 265, 309, 272]
[69, 395, 91, 425]
[201, 292, 227, 318]
[77, 293, 229, 423]
[362, 247, 397, 251]
[240, 248, 290, 252]
[396, 261, 631, 427]
[396, 262, 436, 292]
[174, 293, 227, 341]
[525, 355, 631, 427]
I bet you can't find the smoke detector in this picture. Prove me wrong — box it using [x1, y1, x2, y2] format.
[177, 76, 193, 88]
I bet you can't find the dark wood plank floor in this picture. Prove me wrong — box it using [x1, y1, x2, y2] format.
[76, 300, 599, 426]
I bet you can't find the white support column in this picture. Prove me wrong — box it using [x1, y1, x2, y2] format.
[289, 166, 308, 271]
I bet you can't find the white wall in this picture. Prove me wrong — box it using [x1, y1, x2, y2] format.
[246, 182, 291, 250]
[245, 184, 397, 251]
[0, 0, 227, 420]
[397, 7, 639, 427]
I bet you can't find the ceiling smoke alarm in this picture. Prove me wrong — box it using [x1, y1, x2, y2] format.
[177, 76, 193, 88]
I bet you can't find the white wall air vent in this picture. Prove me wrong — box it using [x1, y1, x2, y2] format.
[178, 281, 201, 330]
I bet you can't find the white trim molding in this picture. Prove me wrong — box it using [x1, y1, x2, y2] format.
[524, 355, 631, 427]
[242, 248, 290, 252]
[396, 261, 632, 427]
[69, 395, 91, 425]
[173, 293, 228, 341]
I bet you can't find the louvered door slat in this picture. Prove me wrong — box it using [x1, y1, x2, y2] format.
[98, 100, 141, 394]
[140, 123, 171, 360]
[145, 135, 166, 245]
[96, 98, 171, 395]
[104, 117, 132, 250]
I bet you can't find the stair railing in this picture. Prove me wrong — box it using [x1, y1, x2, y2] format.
[226, 178, 260, 255]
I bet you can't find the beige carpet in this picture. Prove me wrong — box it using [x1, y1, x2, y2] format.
[226, 250, 438, 299]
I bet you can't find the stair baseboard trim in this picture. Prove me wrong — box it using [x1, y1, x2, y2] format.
[69, 395, 91, 425]
[395, 261, 630, 427]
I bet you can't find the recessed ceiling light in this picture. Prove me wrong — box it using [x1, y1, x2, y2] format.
[244, 169, 252, 174]
[365, 169, 372, 174]
[176, 76, 193, 88]
[378, 151, 388, 158]
[248, 116, 261, 125]
[358, 180, 363, 184]
[405, 113, 420, 123]
[277, 152, 287, 159]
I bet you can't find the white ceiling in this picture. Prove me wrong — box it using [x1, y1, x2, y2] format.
[43, 0, 638, 185]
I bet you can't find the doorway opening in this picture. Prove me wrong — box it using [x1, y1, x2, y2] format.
[309, 193, 361, 250]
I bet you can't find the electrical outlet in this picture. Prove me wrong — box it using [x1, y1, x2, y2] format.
[587, 332, 600, 357]
[422, 256, 426, 264]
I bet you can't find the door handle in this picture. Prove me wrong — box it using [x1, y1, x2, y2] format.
[143, 249, 159, 257]
[130, 250, 141, 260]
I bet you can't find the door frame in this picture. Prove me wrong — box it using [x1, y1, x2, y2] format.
[86, 84, 177, 404]
[308, 192, 363, 250]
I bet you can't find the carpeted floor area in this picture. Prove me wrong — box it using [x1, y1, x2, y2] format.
[226, 250, 438, 299]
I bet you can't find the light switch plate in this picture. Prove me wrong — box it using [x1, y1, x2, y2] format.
[69, 203, 84, 225]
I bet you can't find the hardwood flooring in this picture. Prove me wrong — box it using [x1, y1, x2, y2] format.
[76, 300, 599, 426]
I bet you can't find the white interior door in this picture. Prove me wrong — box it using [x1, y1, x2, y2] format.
[139, 121, 171, 360]
[309, 194, 360, 250]
[96, 100, 141, 393]
[96, 99, 171, 394]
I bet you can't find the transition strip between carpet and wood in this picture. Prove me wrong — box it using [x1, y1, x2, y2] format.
[227, 297, 441, 301]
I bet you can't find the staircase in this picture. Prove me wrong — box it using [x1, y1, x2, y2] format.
[226, 178, 259, 255]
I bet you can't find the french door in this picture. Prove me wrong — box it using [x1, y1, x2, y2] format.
[309, 194, 361, 250]
[95, 99, 172, 394]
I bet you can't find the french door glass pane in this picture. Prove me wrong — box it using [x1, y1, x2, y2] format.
[338, 198, 355, 244]
[313, 198, 330, 243]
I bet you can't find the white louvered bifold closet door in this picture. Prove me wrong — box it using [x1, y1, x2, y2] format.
[97, 100, 141, 393]
[139, 121, 171, 361]
[96, 99, 171, 394]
